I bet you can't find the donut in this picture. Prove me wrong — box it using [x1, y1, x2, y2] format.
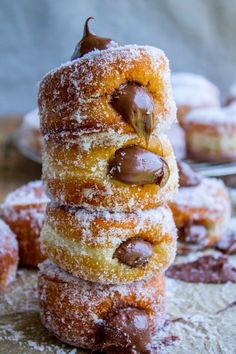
[169, 162, 231, 254]
[40, 204, 177, 284]
[172, 72, 220, 126]
[39, 45, 176, 136]
[2, 181, 49, 267]
[17, 109, 42, 160]
[38, 260, 165, 351]
[184, 103, 236, 162]
[166, 123, 186, 161]
[0, 219, 18, 291]
[42, 132, 178, 212]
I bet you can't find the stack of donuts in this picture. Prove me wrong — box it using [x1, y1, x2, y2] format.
[38, 18, 178, 352]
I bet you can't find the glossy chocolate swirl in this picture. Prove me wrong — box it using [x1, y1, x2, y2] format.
[71, 17, 118, 60]
[111, 82, 155, 144]
[98, 307, 153, 353]
[166, 255, 236, 283]
[108, 145, 169, 186]
[114, 237, 153, 267]
[178, 161, 202, 187]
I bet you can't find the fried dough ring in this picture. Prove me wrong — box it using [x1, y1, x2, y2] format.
[39, 45, 176, 136]
[38, 260, 165, 350]
[42, 133, 178, 211]
[169, 178, 231, 254]
[2, 181, 49, 267]
[40, 204, 177, 284]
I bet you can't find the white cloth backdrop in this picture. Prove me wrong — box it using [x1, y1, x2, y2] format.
[0, 0, 236, 114]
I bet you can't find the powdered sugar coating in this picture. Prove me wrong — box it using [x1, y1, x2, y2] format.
[38, 260, 165, 349]
[0, 220, 18, 253]
[0, 220, 18, 289]
[172, 178, 230, 221]
[42, 203, 177, 283]
[172, 72, 220, 108]
[185, 103, 236, 128]
[3, 181, 49, 207]
[39, 45, 176, 135]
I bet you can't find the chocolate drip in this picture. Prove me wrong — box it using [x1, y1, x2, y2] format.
[178, 161, 202, 187]
[71, 17, 118, 60]
[108, 145, 169, 186]
[166, 255, 236, 283]
[97, 307, 153, 354]
[114, 237, 153, 267]
[111, 82, 155, 144]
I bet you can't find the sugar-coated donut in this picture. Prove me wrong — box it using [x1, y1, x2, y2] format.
[38, 260, 165, 351]
[42, 133, 178, 212]
[18, 109, 42, 159]
[184, 103, 236, 162]
[169, 165, 231, 254]
[39, 45, 176, 136]
[40, 204, 177, 284]
[0, 219, 18, 291]
[172, 72, 220, 126]
[2, 181, 49, 267]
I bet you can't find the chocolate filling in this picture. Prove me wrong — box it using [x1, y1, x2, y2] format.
[97, 307, 153, 354]
[114, 237, 153, 267]
[108, 145, 169, 186]
[111, 82, 155, 144]
[178, 223, 208, 245]
[166, 255, 236, 283]
[177, 161, 202, 187]
[71, 17, 118, 60]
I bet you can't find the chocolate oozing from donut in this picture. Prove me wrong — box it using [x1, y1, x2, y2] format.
[71, 17, 118, 60]
[111, 82, 155, 144]
[178, 161, 202, 187]
[108, 145, 169, 186]
[114, 237, 153, 267]
[166, 255, 236, 283]
[98, 307, 153, 353]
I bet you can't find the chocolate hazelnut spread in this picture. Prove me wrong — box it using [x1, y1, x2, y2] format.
[71, 17, 118, 60]
[166, 255, 236, 283]
[114, 237, 153, 267]
[178, 161, 202, 187]
[108, 145, 169, 186]
[98, 307, 153, 354]
[177, 223, 208, 254]
[111, 82, 155, 144]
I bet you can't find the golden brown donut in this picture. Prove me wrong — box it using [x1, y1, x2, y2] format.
[42, 133, 178, 212]
[169, 168, 231, 254]
[172, 72, 220, 126]
[0, 219, 18, 292]
[38, 260, 165, 351]
[184, 104, 236, 162]
[39, 45, 176, 136]
[2, 181, 49, 267]
[40, 204, 177, 284]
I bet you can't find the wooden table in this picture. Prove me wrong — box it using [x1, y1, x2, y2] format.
[0, 116, 41, 202]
